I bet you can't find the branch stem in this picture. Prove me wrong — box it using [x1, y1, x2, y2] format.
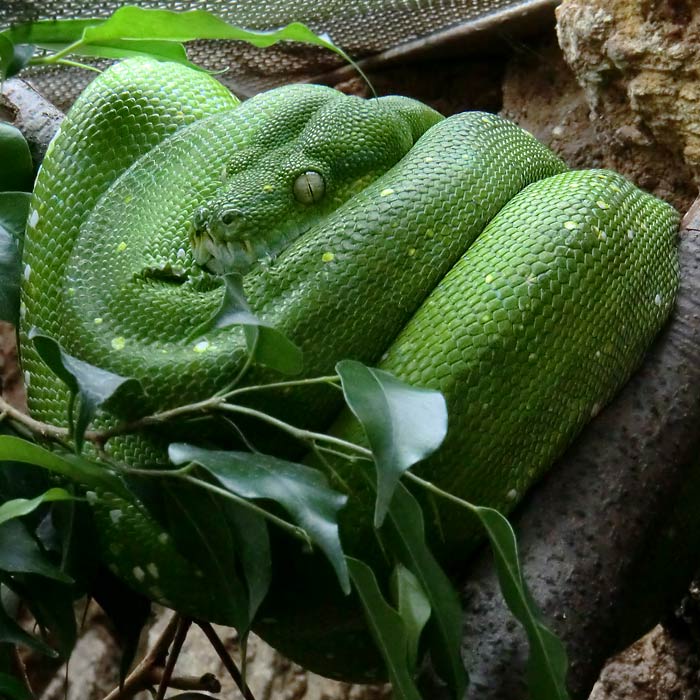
[406, 472, 478, 513]
[155, 617, 192, 700]
[180, 475, 311, 546]
[103, 613, 181, 700]
[197, 621, 256, 700]
[0, 394, 70, 441]
[220, 403, 372, 457]
[222, 374, 341, 400]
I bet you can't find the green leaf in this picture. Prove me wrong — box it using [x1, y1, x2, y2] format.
[0, 487, 73, 527]
[469, 505, 570, 700]
[225, 505, 270, 625]
[0, 435, 129, 496]
[346, 557, 422, 700]
[36, 39, 190, 65]
[30, 333, 143, 451]
[191, 274, 302, 375]
[0, 125, 33, 192]
[90, 566, 151, 681]
[168, 443, 349, 594]
[81, 6, 347, 57]
[336, 360, 447, 527]
[0, 590, 56, 657]
[0, 34, 13, 80]
[380, 484, 467, 698]
[0, 192, 30, 325]
[0, 519, 71, 582]
[38, 497, 98, 592]
[0, 190, 31, 245]
[3, 7, 359, 78]
[5, 45, 34, 79]
[161, 480, 251, 635]
[2, 20, 100, 48]
[0, 672, 33, 700]
[8, 576, 77, 658]
[0, 34, 34, 80]
[391, 563, 431, 669]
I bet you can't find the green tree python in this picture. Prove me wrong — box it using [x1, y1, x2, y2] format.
[20, 58, 679, 679]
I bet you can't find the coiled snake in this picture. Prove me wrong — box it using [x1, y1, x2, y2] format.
[20, 57, 679, 679]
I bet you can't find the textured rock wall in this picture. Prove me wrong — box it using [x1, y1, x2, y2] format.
[556, 0, 699, 212]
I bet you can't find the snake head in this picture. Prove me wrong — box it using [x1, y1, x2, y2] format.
[188, 92, 439, 276]
[189, 164, 328, 275]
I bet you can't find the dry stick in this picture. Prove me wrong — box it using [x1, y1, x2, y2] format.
[10, 646, 33, 696]
[103, 613, 181, 700]
[196, 621, 256, 700]
[165, 672, 221, 692]
[155, 617, 192, 700]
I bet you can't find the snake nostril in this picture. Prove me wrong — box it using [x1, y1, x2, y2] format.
[219, 207, 242, 228]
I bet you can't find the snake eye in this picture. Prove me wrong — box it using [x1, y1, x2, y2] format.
[293, 171, 325, 204]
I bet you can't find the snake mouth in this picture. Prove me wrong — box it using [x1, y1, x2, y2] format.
[191, 228, 257, 275]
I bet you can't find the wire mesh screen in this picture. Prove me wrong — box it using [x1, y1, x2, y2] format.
[1, 0, 553, 108]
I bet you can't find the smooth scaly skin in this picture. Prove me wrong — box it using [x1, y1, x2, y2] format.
[21, 58, 679, 679]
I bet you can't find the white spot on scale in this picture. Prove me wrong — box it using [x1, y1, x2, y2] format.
[628, 230, 635, 240]
[193, 340, 209, 353]
[133, 566, 145, 583]
[28, 209, 39, 229]
[109, 509, 123, 524]
[23, 264, 30, 281]
[506, 489, 519, 501]
[146, 562, 159, 579]
[590, 402, 601, 418]
[176, 247, 186, 259]
[654, 293, 663, 306]
[23, 370, 30, 387]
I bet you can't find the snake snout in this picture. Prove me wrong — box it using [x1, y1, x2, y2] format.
[189, 204, 259, 275]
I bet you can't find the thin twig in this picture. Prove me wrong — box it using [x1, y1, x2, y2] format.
[10, 646, 33, 697]
[0, 394, 70, 441]
[310, 443, 352, 492]
[219, 403, 373, 457]
[103, 613, 181, 700]
[166, 672, 221, 692]
[196, 621, 256, 700]
[222, 374, 342, 400]
[155, 617, 192, 700]
[180, 475, 311, 545]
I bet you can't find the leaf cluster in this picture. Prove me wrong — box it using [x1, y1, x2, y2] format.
[0, 5, 362, 82]
[0, 19, 569, 698]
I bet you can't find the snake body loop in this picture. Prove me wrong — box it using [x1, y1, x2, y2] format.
[21, 58, 680, 680]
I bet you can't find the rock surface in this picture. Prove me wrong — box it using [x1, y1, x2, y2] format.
[556, 0, 699, 214]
